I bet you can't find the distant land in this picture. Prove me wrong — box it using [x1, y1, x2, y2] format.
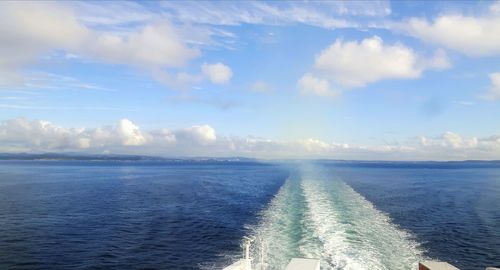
[0, 153, 258, 162]
[0, 153, 499, 166]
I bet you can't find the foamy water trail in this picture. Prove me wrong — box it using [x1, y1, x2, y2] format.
[301, 180, 374, 269]
[245, 168, 425, 270]
[247, 179, 306, 269]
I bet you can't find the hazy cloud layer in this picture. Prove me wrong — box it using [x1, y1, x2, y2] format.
[1, 118, 499, 160]
[250, 80, 273, 93]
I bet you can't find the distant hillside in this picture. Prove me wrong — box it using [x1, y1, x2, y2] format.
[0, 153, 259, 162]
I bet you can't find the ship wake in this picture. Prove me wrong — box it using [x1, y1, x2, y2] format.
[246, 166, 425, 270]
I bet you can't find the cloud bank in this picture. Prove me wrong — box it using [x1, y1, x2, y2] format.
[1, 118, 499, 161]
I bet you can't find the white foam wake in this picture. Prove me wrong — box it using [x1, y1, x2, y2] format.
[243, 168, 425, 270]
[247, 179, 306, 269]
[301, 179, 374, 269]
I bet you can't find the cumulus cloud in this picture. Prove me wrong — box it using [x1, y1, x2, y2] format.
[415, 132, 500, 159]
[0, 2, 216, 89]
[403, 3, 500, 57]
[297, 36, 450, 97]
[312, 36, 449, 88]
[420, 131, 478, 149]
[201, 62, 233, 84]
[482, 72, 500, 101]
[117, 119, 146, 146]
[0, 3, 88, 85]
[298, 73, 339, 98]
[89, 23, 200, 68]
[175, 125, 217, 144]
[1, 118, 499, 160]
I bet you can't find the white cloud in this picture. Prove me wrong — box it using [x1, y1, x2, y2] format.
[0, 118, 89, 151]
[0, 3, 88, 86]
[298, 36, 450, 97]
[176, 125, 217, 145]
[70, 1, 154, 27]
[117, 119, 146, 146]
[424, 48, 451, 70]
[89, 23, 200, 68]
[453, 100, 476, 106]
[250, 80, 273, 93]
[299, 138, 335, 153]
[297, 73, 339, 98]
[482, 72, 500, 100]
[315, 36, 448, 88]
[0, 2, 207, 89]
[0, 1, 393, 90]
[201, 63, 233, 84]
[0, 118, 215, 153]
[17, 72, 115, 92]
[418, 132, 482, 156]
[403, 3, 500, 57]
[159, 1, 391, 29]
[1, 118, 499, 160]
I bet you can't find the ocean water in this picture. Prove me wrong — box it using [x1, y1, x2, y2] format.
[0, 160, 498, 269]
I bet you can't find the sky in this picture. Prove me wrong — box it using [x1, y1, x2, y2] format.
[0, 0, 500, 160]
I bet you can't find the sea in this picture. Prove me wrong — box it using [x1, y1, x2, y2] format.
[0, 160, 498, 270]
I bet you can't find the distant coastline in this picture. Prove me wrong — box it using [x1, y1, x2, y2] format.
[1, 153, 499, 165]
[0, 153, 258, 162]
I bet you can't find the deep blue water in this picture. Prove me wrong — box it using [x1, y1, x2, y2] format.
[326, 162, 500, 269]
[0, 160, 499, 269]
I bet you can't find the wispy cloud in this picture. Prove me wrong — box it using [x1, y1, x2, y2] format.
[69, 1, 154, 28]
[24, 72, 116, 92]
[160, 1, 390, 28]
[0, 96, 28, 100]
[0, 104, 139, 111]
[168, 95, 241, 111]
[453, 100, 476, 106]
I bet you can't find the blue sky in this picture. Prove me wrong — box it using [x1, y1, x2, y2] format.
[0, 1, 499, 160]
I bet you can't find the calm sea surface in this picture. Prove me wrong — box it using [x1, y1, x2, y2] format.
[0, 160, 498, 269]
